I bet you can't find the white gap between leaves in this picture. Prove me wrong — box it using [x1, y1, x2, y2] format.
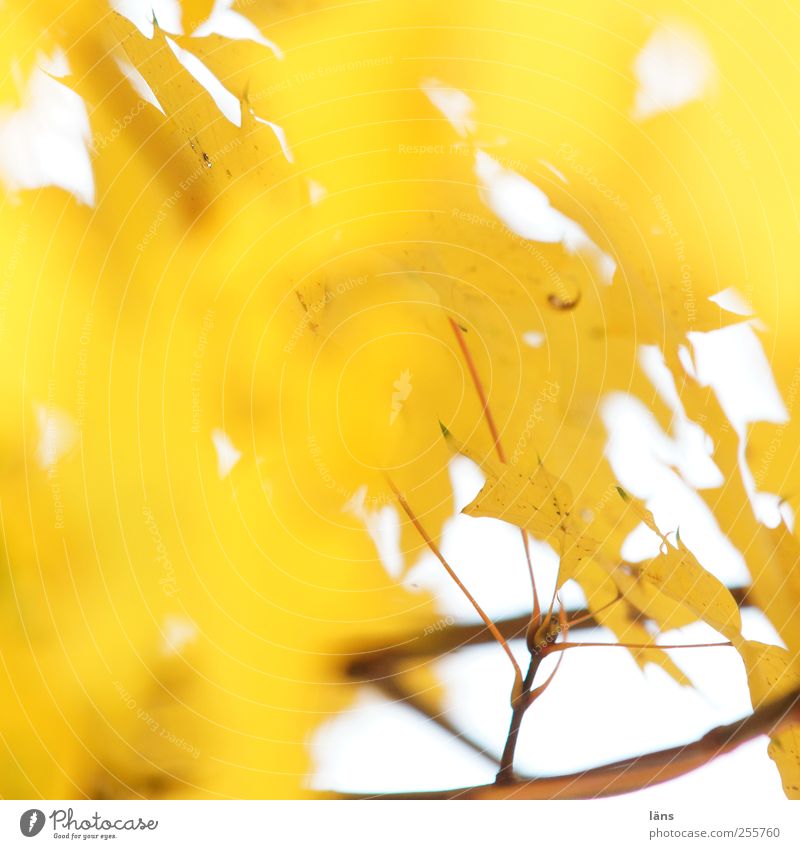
[688, 322, 788, 527]
[602, 390, 751, 587]
[420, 78, 476, 137]
[160, 615, 198, 655]
[110, 0, 183, 38]
[475, 150, 616, 285]
[192, 0, 283, 60]
[113, 54, 164, 113]
[0, 50, 94, 205]
[250, 110, 294, 163]
[522, 330, 546, 348]
[539, 159, 568, 184]
[307, 179, 327, 205]
[342, 486, 404, 580]
[633, 22, 715, 120]
[165, 36, 242, 126]
[34, 402, 80, 469]
[211, 428, 242, 479]
[709, 286, 753, 317]
[638, 344, 723, 490]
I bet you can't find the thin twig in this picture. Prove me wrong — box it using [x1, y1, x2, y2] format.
[542, 640, 733, 657]
[448, 317, 506, 463]
[387, 477, 522, 684]
[447, 317, 540, 621]
[520, 531, 541, 630]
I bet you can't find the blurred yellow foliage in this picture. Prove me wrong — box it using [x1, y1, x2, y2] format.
[2, 0, 800, 798]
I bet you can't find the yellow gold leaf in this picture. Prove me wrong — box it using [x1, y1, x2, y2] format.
[740, 641, 800, 799]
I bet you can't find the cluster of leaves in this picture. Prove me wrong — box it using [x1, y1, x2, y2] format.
[1, 0, 800, 798]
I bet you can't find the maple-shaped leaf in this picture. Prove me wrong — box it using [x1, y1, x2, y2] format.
[615, 494, 742, 642]
[462, 461, 600, 587]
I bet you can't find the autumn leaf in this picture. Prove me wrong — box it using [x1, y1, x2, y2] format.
[740, 642, 800, 799]
[461, 460, 599, 586]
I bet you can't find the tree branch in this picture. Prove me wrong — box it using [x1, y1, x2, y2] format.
[496, 655, 540, 783]
[336, 685, 800, 799]
[345, 585, 752, 675]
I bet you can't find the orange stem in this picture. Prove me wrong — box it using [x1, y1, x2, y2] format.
[542, 640, 733, 657]
[521, 531, 540, 626]
[387, 478, 522, 683]
[448, 317, 506, 463]
[448, 317, 541, 619]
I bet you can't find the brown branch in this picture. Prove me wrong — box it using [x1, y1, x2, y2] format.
[336, 685, 800, 799]
[345, 585, 752, 674]
[496, 655, 541, 783]
[342, 585, 753, 784]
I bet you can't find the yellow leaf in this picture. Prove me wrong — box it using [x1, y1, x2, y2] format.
[632, 539, 741, 643]
[461, 461, 599, 586]
[740, 641, 800, 799]
[577, 562, 692, 687]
